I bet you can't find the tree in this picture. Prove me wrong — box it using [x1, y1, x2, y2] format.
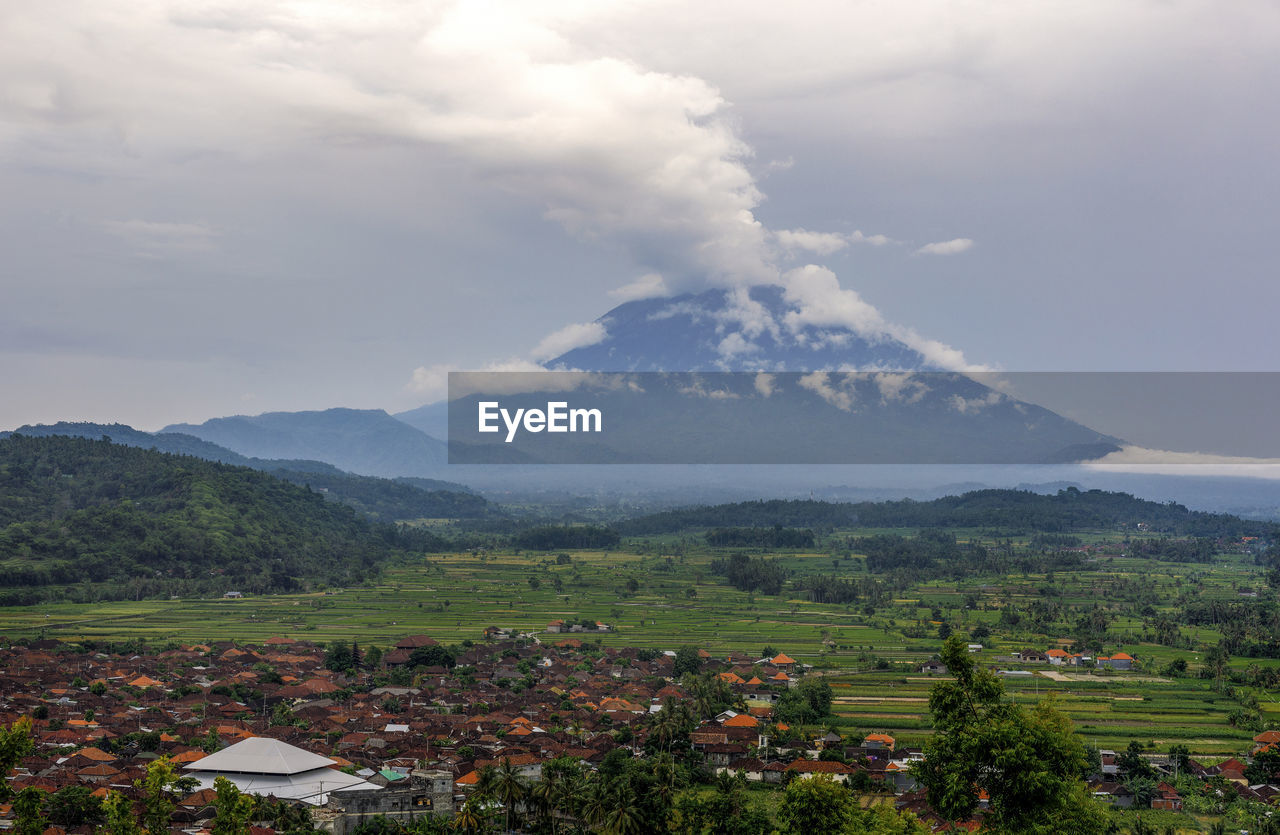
[1167, 743, 1191, 776]
[409, 645, 457, 669]
[13, 787, 47, 835]
[1245, 745, 1280, 784]
[1124, 775, 1158, 809]
[0, 718, 34, 801]
[489, 757, 526, 833]
[103, 790, 143, 835]
[1118, 741, 1155, 780]
[450, 797, 491, 834]
[672, 645, 703, 677]
[324, 641, 355, 672]
[776, 774, 855, 835]
[672, 771, 771, 835]
[136, 756, 196, 835]
[46, 784, 105, 826]
[212, 776, 256, 835]
[914, 635, 1108, 834]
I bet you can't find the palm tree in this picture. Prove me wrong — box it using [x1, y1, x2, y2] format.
[596, 784, 643, 835]
[451, 798, 489, 834]
[529, 769, 559, 835]
[649, 752, 680, 809]
[492, 757, 526, 833]
[552, 769, 588, 830]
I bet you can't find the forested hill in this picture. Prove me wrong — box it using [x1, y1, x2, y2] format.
[0, 422, 488, 523]
[0, 421, 340, 472]
[0, 435, 445, 605]
[617, 488, 1279, 537]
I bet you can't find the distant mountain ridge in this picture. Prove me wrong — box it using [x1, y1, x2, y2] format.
[164, 408, 447, 478]
[2, 421, 342, 473]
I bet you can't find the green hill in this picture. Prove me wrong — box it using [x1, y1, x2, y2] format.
[618, 488, 1279, 537]
[0, 434, 443, 605]
[1, 422, 487, 523]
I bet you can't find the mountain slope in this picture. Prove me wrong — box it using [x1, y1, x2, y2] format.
[549, 285, 934, 372]
[2, 421, 342, 473]
[3, 422, 482, 520]
[164, 408, 447, 478]
[0, 435, 443, 603]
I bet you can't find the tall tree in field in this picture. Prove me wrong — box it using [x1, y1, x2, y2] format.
[915, 635, 1108, 834]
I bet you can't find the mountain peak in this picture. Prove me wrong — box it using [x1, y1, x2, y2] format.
[549, 277, 972, 372]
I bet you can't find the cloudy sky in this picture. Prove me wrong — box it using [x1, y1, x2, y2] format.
[3, 0, 1278, 431]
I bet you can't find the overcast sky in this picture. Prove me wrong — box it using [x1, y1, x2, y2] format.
[3, 1, 1278, 431]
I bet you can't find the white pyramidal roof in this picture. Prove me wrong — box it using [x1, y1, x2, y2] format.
[184, 736, 336, 775]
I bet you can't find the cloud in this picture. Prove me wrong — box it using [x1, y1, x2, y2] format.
[406, 358, 553, 400]
[531, 321, 608, 362]
[848, 230, 892, 246]
[774, 228, 849, 256]
[774, 228, 894, 256]
[780, 265, 986, 371]
[101, 219, 220, 258]
[798, 371, 856, 412]
[2, 3, 776, 289]
[914, 238, 974, 256]
[949, 391, 1004, 414]
[753, 372, 776, 397]
[1085, 446, 1280, 478]
[716, 332, 760, 359]
[873, 372, 929, 404]
[609, 273, 670, 302]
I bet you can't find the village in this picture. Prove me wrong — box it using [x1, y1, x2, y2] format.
[4, 631, 1280, 833]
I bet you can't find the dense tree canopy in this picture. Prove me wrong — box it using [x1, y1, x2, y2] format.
[0, 435, 445, 603]
[915, 635, 1108, 834]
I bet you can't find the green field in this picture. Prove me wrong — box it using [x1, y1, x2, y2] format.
[2, 532, 1275, 761]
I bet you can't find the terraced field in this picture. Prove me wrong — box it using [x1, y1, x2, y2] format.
[0, 533, 1274, 763]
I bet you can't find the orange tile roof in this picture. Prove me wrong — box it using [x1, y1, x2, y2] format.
[722, 714, 759, 728]
[771, 653, 796, 665]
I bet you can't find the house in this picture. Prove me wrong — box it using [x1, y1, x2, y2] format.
[546, 620, 565, 634]
[1045, 649, 1069, 666]
[864, 733, 895, 751]
[1016, 649, 1047, 663]
[785, 759, 855, 780]
[327, 771, 454, 835]
[1098, 652, 1134, 670]
[223, 591, 244, 599]
[919, 661, 948, 675]
[1151, 782, 1183, 811]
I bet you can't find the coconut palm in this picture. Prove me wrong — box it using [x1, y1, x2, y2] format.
[451, 798, 489, 834]
[491, 757, 527, 833]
